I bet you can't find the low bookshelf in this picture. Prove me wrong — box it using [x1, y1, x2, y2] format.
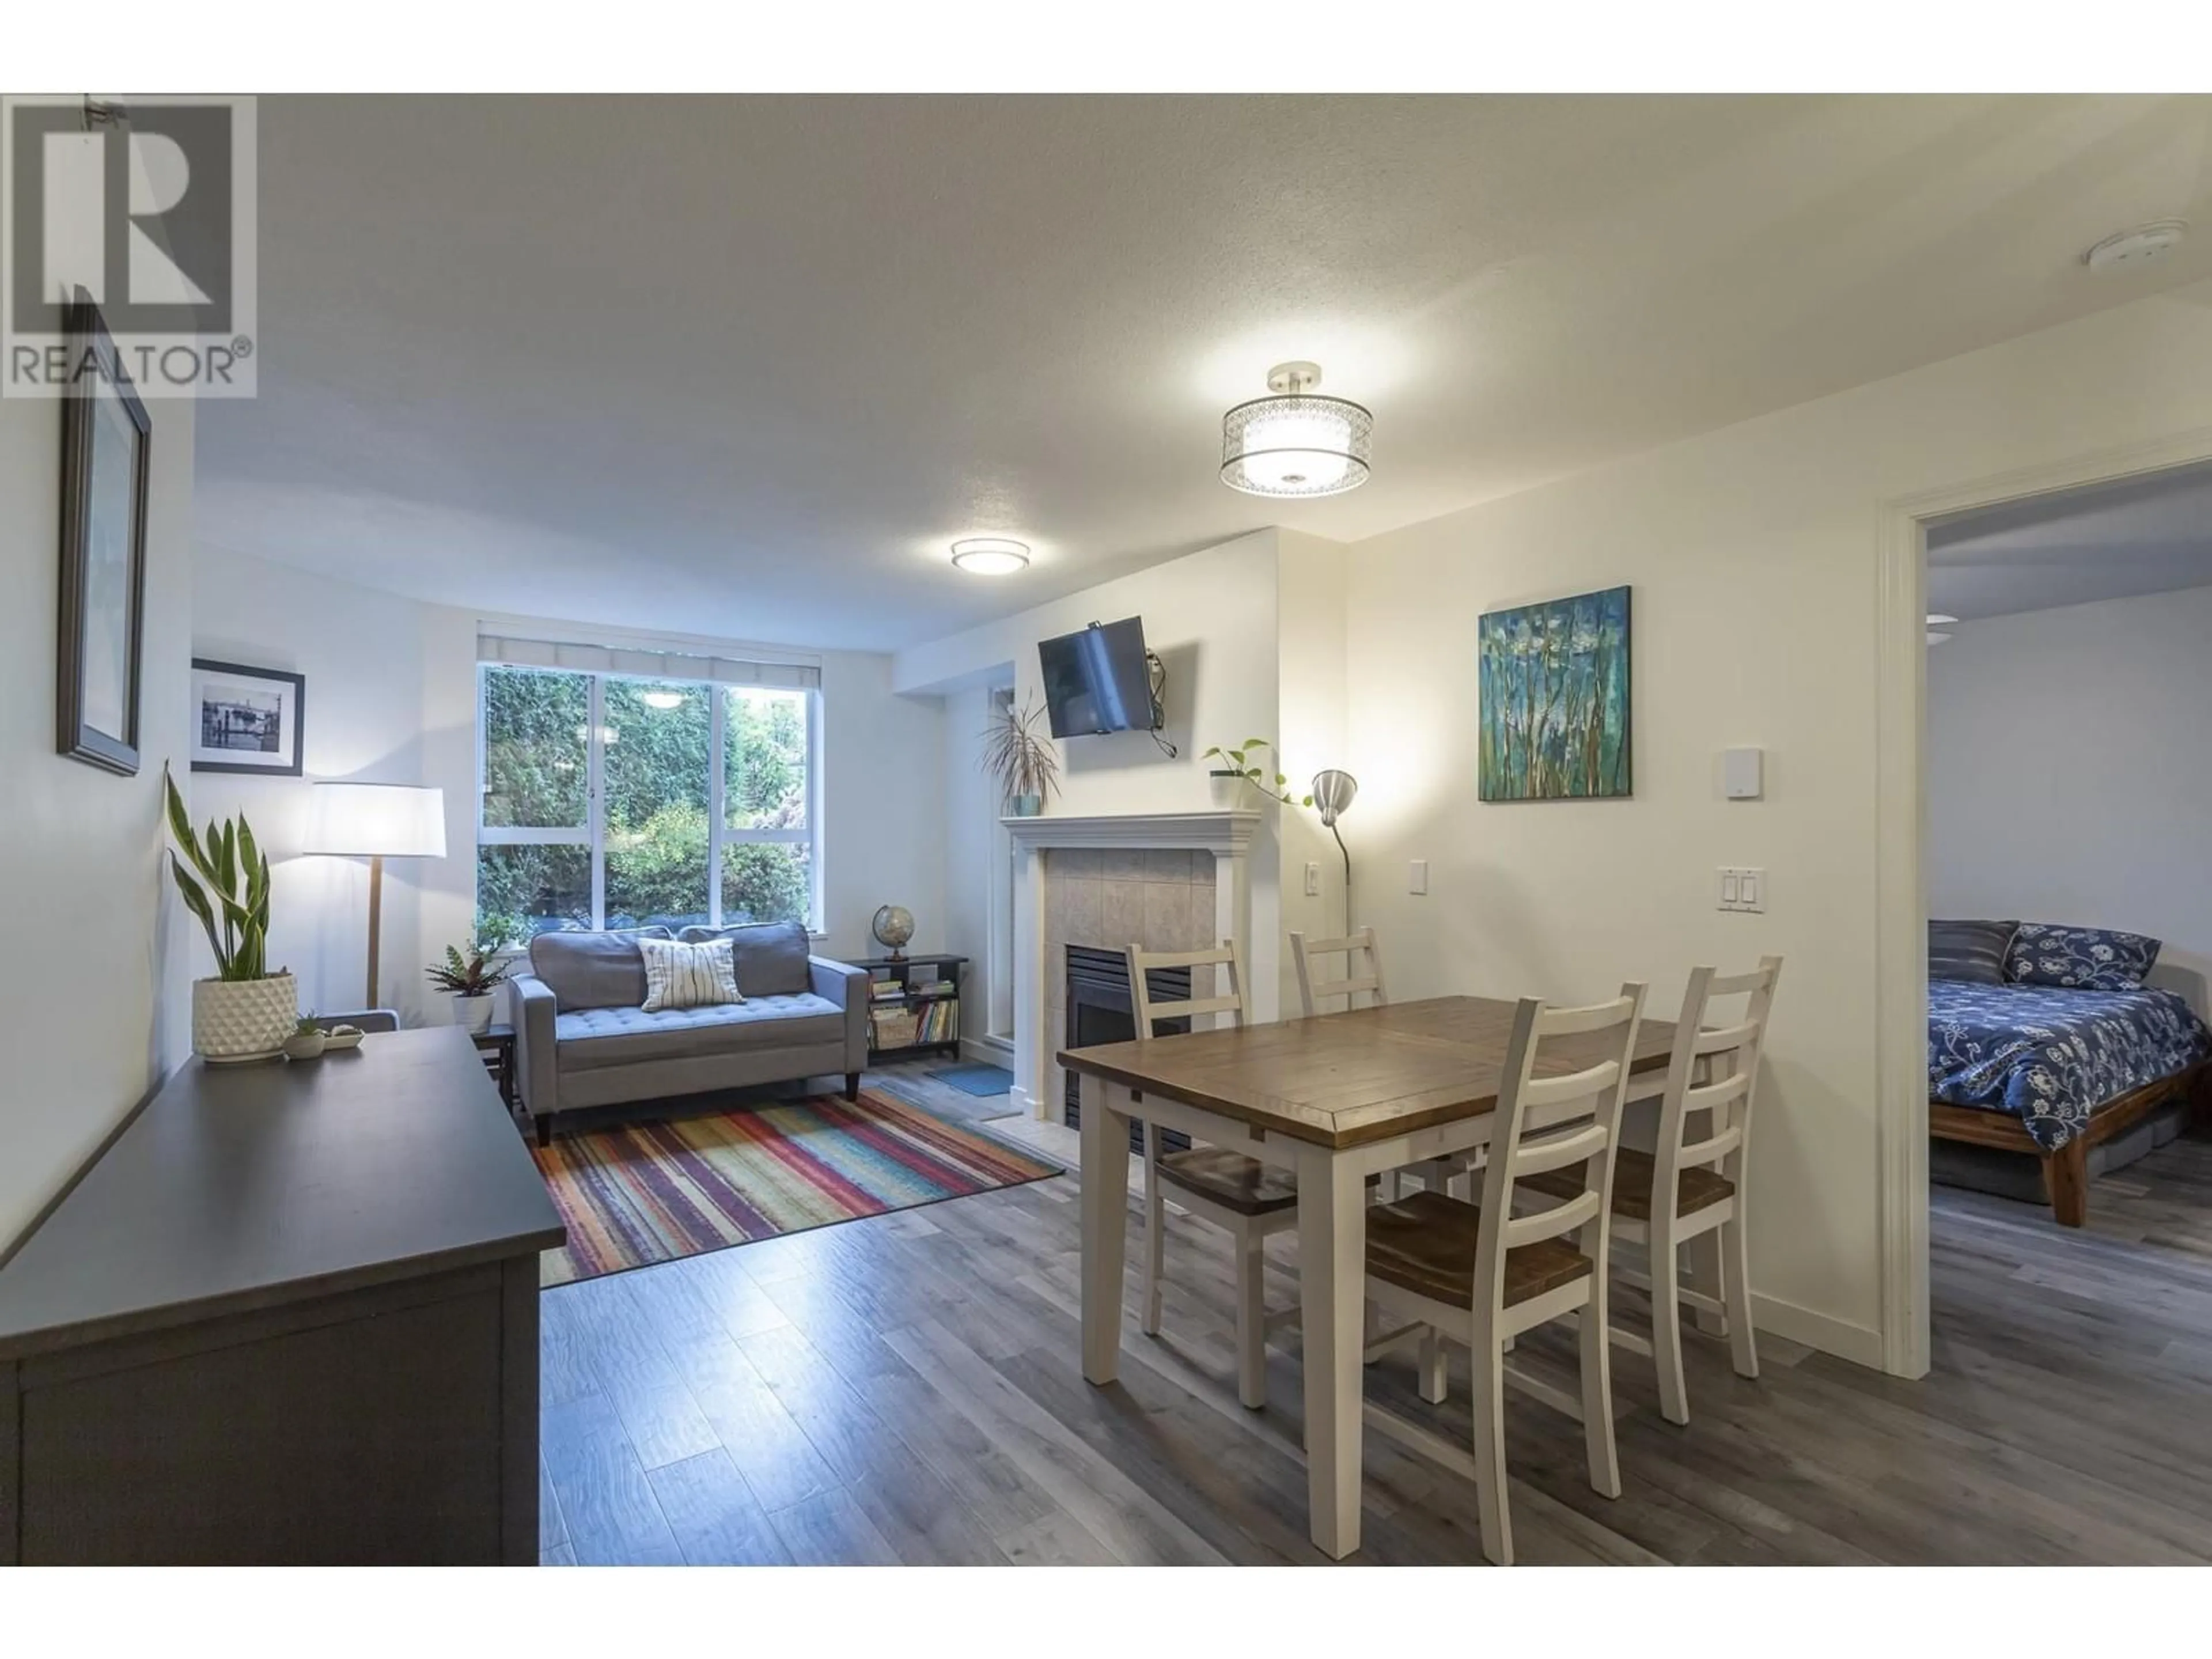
[853, 953, 968, 1063]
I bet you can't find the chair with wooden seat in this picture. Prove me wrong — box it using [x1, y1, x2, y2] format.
[1525, 957, 1781, 1425]
[1128, 939, 1298, 1410]
[1361, 985, 1646, 1567]
[1291, 926, 1474, 1205]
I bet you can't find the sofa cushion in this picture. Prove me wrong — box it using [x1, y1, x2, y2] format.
[529, 926, 672, 1011]
[676, 920, 812, 998]
[554, 992, 846, 1070]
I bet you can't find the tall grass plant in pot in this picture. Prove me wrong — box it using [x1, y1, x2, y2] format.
[165, 768, 297, 1062]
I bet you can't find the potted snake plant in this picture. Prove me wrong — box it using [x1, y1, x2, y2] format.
[164, 767, 297, 1063]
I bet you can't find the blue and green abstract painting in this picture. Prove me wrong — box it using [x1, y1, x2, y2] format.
[1478, 585, 1631, 801]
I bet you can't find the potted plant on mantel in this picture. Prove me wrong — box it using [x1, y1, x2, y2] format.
[426, 941, 516, 1035]
[1203, 738, 1315, 810]
[982, 697, 1062, 817]
[164, 767, 297, 1063]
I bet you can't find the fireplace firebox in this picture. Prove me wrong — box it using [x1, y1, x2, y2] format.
[1064, 945, 1191, 1153]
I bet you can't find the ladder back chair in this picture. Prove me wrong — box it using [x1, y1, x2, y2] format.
[1291, 926, 1475, 1203]
[1127, 939, 1299, 1410]
[1527, 956, 1781, 1424]
[1360, 985, 1647, 1566]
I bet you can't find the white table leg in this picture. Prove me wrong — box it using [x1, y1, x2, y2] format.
[1080, 1073, 1132, 1385]
[1296, 1146, 1367, 1559]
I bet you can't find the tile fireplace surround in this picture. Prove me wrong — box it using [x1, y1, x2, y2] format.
[1002, 810, 1266, 1121]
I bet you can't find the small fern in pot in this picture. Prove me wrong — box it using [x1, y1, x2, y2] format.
[427, 941, 516, 1036]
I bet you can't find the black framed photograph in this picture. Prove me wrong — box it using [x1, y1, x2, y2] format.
[191, 659, 306, 775]
[55, 296, 152, 776]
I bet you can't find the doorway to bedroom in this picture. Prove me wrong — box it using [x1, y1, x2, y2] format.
[1917, 457, 2212, 1259]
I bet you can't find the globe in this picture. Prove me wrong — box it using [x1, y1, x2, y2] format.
[872, 904, 915, 956]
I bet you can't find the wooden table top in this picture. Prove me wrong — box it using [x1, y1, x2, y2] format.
[1058, 995, 1677, 1152]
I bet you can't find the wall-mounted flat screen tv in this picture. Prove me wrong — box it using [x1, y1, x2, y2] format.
[1038, 617, 1156, 737]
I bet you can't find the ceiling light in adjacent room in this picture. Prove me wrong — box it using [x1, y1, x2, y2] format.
[2084, 220, 2187, 273]
[951, 537, 1031, 575]
[1220, 362, 1373, 498]
[1927, 611, 1956, 645]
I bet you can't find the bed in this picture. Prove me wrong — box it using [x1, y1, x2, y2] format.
[1928, 976, 2211, 1226]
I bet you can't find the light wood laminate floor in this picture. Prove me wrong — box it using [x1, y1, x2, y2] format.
[536, 1082, 2212, 1566]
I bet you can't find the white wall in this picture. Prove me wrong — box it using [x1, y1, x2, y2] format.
[1342, 278, 2212, 1363]
[899, 529, 1299, 1018]
[815, 649, 946, 963]
[1275, 529, 1353, 1015]
[192, 546, 443, 1020]
[1929, 582, 2212, 1005]
[1, 395, 198, 1252]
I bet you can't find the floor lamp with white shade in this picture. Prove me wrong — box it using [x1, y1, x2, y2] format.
[304, 782, 448, 1009]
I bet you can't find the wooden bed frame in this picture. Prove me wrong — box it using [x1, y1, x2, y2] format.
[1929, 1058, 2212, 1227]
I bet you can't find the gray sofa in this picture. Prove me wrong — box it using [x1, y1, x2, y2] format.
[512, 922, 868, 1145]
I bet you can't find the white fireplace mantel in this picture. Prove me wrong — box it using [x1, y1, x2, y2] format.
[1001, 809, 1262, 855]
[1001, 809, 1265, 1120]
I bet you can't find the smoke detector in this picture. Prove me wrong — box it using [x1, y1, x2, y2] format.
[2084, 221, 2187, 274]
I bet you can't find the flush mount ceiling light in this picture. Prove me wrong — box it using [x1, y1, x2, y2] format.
[1220, 361, 1373, 498]
[641, 690, 685, 710]
[951, 537, 1031, 576]
[2084, 220, 2187, 273]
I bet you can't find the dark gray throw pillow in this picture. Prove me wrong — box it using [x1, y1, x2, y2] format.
[1929, 919, 2017, 985]
[678, 920, 813, 998]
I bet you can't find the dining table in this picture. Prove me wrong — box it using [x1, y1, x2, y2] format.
[1059, 993, 1679, 1560]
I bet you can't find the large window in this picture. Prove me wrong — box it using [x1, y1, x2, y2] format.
[475, 664, 818, 943]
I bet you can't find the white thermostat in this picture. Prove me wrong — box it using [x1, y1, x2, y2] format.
[1723, 747, 1764, 800]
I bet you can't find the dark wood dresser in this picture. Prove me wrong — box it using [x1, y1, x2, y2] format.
[0, 1027, 563, 1565]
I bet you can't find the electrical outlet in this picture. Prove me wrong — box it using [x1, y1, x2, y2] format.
[1304, 860, 1321, 897]
[1409, 859, 1429, 896]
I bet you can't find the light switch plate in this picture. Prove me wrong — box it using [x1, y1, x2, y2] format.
[1717, 866, 1766, 912]
[1304, 861, 1321, 897]
[1724, 747, 1764, 800]
[1409, 859, 1429, 896]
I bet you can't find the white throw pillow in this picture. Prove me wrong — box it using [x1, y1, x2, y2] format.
[639, 935, 743, 1012]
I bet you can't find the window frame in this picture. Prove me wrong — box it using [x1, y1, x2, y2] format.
[475, 662, 823, 937]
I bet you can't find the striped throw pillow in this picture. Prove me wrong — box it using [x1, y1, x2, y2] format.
[1928, 919, 2016, 986]
[639, 935, 742, 1012]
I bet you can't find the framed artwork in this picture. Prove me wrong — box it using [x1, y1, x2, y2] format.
[1478, 585, 1632, 801]
[191, 658, 307, 776]
[55, 296, 152, 776]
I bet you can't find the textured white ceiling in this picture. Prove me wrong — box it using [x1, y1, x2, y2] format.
[196, 94, 2212, 651]
[1928, 459, 2212, 622]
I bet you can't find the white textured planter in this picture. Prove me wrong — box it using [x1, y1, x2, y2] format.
[192, 972, 297, 1063]
[454, 992, 497, 1035]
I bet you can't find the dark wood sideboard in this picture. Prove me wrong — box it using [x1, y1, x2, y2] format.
[0, 1027, 564, 1565]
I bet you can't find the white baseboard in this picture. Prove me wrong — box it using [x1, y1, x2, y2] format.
[963, 1034, 1012, 1065]
[1752, 1291, 1885, 1370]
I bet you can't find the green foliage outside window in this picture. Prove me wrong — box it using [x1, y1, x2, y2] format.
[475, 667, 813, 943]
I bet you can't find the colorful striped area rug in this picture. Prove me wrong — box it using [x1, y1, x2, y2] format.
[533, 1088, 1060, 1287]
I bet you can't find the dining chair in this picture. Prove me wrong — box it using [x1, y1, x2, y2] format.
[1525, 956, 1782, 1425]
[1291, 926, 1475, 1202]
[1128, 938, 1298, 1409]
[1361, 985, 1647, 1566]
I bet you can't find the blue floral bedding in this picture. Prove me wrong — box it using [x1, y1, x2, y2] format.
[1929, 980, 2210, 1151]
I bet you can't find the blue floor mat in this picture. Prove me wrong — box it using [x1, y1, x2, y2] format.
[926, 1063, 1014, 1097]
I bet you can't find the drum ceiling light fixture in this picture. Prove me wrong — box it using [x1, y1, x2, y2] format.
[1219, 361, 1373, 498]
